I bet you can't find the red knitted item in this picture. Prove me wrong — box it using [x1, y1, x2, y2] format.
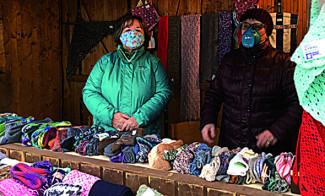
[292, 110, 325, 195]
[158, 16, 168, 71]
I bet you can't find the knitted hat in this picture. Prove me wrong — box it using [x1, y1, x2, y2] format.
[240, 8, 273, 36]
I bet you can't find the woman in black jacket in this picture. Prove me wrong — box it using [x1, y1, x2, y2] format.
[200, 8, 302, 155]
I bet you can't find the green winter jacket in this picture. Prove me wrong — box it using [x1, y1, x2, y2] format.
[82, 45, 172, 135]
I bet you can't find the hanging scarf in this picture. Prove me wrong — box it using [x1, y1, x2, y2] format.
[180, 15, 201, 121]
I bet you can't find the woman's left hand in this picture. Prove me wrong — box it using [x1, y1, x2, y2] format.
[256, 130, 277, 149]
[121, 116, 139, 131]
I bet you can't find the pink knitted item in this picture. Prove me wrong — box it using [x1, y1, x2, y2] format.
[0, 178, 34, 196]
[275, 152, 293, 185]
[62, 170, 100, 196]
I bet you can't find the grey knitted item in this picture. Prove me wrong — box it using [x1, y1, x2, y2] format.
[180, 15, 201, 121]
[122, 146, 136, 163]
[201, 13, 219, 81]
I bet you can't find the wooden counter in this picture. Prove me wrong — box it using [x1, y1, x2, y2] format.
[0, 144, 299, 196]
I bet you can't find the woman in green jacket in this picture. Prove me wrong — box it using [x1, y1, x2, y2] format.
[82, 16, 172, 135]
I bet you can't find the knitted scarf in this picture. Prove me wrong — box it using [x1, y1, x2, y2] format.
[217, 11, 232, 66]
[291, 0, 325, 126]
[167, 16, 181, 122]
[157, 16, 168, 71]
[201, 13, 219, 81]
[180, 15, 201, 121]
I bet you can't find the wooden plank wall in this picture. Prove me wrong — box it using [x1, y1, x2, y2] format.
[0, 0, 310, 128]
[0, 0, 61, 121]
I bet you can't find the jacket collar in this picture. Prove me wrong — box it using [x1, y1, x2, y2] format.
[117, 45, 146, 64]
[239, 40, 273, 58]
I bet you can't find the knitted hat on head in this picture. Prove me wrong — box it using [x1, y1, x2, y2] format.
[240, 8, 273, 36]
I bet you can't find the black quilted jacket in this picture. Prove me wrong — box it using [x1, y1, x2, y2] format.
[200, 41, 302, 155]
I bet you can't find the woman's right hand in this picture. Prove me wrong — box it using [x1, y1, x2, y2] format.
[112, 112, 130, 131]
[201, 124, 216, 144]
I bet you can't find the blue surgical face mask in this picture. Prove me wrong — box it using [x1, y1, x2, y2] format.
[241, 26, 261, 48]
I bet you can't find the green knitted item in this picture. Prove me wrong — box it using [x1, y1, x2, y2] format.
[136, 184, 163, 196]
[163, 144, 188, 161]
[291, 0, 325, 125]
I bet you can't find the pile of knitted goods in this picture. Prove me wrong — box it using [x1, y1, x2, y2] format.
[0, 113, 295, 193]
[152, 142, 294, 193]
[0, 154, 133, 196]
[0, 113, 150, 159]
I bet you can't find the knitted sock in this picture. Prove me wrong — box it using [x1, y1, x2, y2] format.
[216, 152, 229, 175]
[86, 137, 100, 156]
[104, 142, 121, 157]
[97, 137, 118, 155]
[136, 143, 150, 163]
[122, 146, 136, 163]
[110, 152, 126, 163]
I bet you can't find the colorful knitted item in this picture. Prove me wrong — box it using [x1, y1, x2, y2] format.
[43, 183, 82, 196]
[199, 155, 220, 182]
[63, 170, 100, 196]
[52, 127, 69, 152]
[291, 0, 325, 126]
[189, 144, 212, 176]
[216, 152, 229, 175]
[122, 146, 136, 163]
[173, 149, 194, 174]
[274, 152, 293, 185]
[10, 163, 47, 190]
[5, 116, 35, 143]
[31, 161, 53, 174]
[110, 152, 126, 163]
[162, 144, 188, 161]
[227, 153, 249, 176]
[0, 178, 34, 196]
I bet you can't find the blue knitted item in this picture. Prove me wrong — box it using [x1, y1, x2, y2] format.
[189, 143, 212, 176]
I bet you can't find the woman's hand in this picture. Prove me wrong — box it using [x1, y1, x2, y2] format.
[112, 112, 130, 131]
[256, 130, 277, 149]
[201, 124, 216, 144]
[121, 117, 139, 131]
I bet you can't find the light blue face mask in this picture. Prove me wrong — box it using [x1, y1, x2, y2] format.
[241, 26, 261, 48]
